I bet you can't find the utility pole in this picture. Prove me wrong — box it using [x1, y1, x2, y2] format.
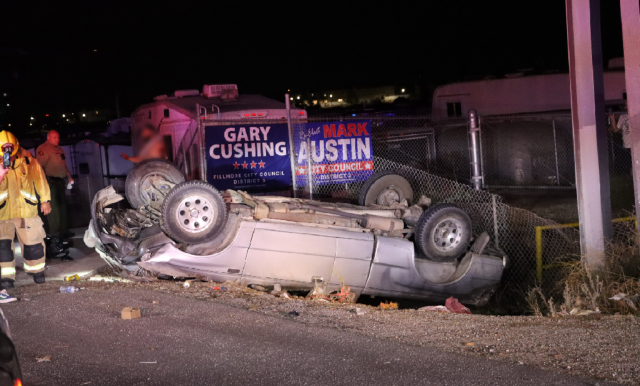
[565, 0, 612, 272]
[619, 0, 640, 257]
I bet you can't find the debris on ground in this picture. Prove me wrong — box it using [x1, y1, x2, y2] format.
[59, 286, 80, 294]
[36, 355, 51, 363]
[121, 307, 142, 320]
[609, 293, 638, 310]
[354, 307, 366, 316]
[287, 310, 300, 317]
[378, 301, 398, 310]
[418, 305, 450, 313]
[183, 280, 192, 289]
[64, 274, 80, 282]
[249, 285, 266, 292]
[208, 286, 227, 292]
[14, 278, 640, 384]
[445, 297, 471, 314]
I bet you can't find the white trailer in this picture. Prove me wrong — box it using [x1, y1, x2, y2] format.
[432, 60, 627, 118]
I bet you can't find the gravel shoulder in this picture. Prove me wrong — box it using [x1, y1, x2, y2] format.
[11, 278, 640, 385]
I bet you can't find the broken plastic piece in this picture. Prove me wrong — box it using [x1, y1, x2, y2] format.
[445, 297, 471, 314]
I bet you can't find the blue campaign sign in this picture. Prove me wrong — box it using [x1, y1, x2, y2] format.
[295, 120, 373, 185]
[205, 124, 292, 191]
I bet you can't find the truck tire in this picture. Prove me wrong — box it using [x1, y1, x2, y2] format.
[358, 171, 413, 206]
[160, 181, 227, 244]
[414, 204, 472, 262]
[125, 158, 185, 209]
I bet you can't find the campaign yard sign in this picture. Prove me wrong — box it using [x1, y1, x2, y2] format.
[205, 124, 292, 191]
[295, 120, 373, 185]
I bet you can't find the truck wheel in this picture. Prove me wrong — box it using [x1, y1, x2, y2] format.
[414, 204, 472, 262]
[358, 171, 413, 206]
[160, 181, 227, 244]
[125, 158, 185, 209]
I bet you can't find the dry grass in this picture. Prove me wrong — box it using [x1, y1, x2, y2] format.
[527, 218, 640, 316]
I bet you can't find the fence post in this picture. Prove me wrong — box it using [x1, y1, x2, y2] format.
[552, 118, 560, 186]
[492, 195, 500, 248]
[306, 136, 313, 200]
[468, 109, 482, 190]
[478, 116, 486, 189]
[285, 94, 298, 198]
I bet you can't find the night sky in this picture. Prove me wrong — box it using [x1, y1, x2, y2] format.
[0, 1, 625, 121]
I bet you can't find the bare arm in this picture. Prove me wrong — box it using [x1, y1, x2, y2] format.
[121, 153, 143, 163]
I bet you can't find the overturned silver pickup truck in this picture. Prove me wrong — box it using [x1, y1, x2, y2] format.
[84, 159, 506, 305]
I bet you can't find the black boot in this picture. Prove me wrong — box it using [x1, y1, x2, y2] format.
[1, 279, 14, 289]
[32, 272, 45, 284]
[48, 237, 68, 255]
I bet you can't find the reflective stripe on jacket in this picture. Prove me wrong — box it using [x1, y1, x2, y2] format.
[0, 156, 51, 220]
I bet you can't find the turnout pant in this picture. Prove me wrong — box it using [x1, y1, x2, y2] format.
[47, 178, 68, 238]
[0, 217, 46, 281]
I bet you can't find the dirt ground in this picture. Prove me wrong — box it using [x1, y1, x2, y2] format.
[13, 277, 640, 385]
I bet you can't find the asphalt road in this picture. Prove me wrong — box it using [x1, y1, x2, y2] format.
[2, 288, 612, 386]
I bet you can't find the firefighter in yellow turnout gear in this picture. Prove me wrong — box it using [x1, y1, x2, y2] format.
[0, 131, 51, 288]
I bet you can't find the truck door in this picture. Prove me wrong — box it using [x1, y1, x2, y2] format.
[242, 223, 337, 288]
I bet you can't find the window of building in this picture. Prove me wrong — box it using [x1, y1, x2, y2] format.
[447, 102, 462, 117]
[164, 109, 170, 118]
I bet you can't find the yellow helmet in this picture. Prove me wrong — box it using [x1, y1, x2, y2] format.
[0, 131, 19, 157]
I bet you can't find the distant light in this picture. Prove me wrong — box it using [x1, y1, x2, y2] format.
[95, 111, 98, 114]
[311, 94, 314, 96]
[62, 114, 65, 118]
[401, 88, 405, 93]
[324, 94, 326, 97]
[2, 93, 5, 97]
[338, 99, 343, 102]
[29, 123, 32, 126]
[46, 114, 49, 117]
[30, 117, 34, 120]
[298, 111, 304, 115]
[5, 104, 8, 107]
[330, 94, 332, 98]
[352, 114, 356, 117]
[290, 97, 293, 100]
[93, 49, 98, 52]
[82, 114, 86, 117]
[287, 89, 290, 92]
[296, 96, 300, 100]
[66, 119, 69, 122]
[7, 124, 10, 127]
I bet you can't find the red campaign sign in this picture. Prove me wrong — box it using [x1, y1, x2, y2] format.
[296, 161, 374, 175]
[296, 120, 374, 185]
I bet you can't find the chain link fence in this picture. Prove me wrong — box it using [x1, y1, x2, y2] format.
[480, 112, 631, 190]
[286, 114, 634, 298]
